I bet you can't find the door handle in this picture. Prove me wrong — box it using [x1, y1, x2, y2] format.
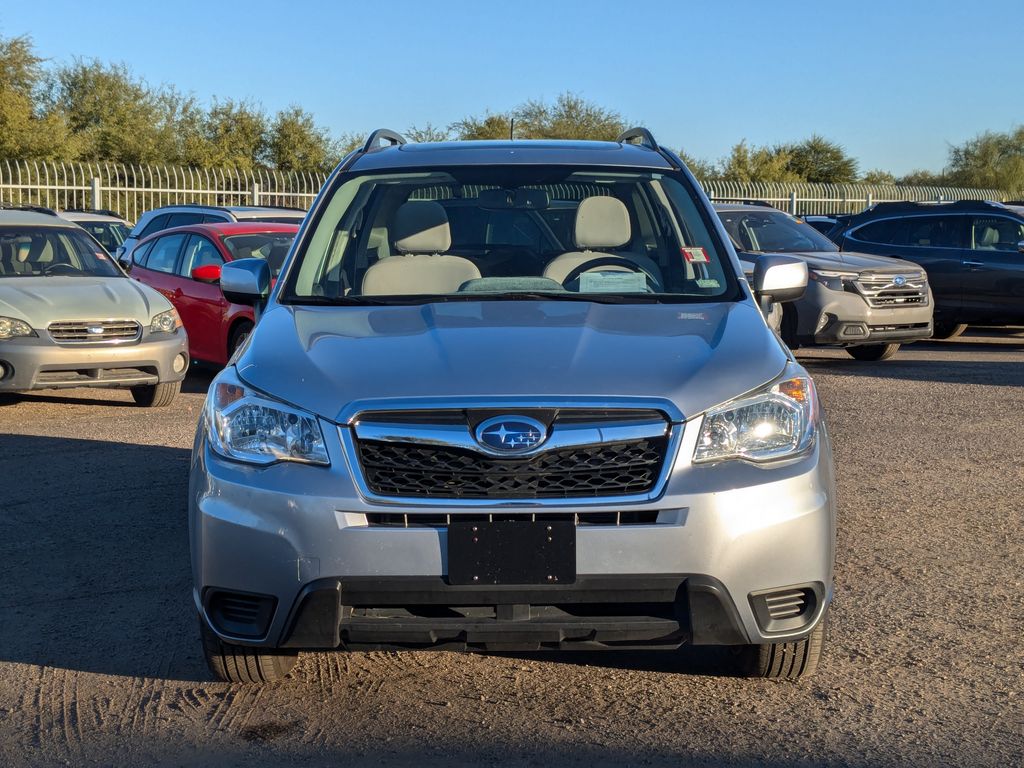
[962, 260, 985, 268]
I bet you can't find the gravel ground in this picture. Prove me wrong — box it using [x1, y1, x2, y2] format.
[1, 331, 1022, 767]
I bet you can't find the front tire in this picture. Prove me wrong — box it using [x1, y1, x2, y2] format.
[228, 321, 254, 360]
[741, 617, 825, 680]
[846, 343, 900, 361]
[130, 380, 180, 407]
[199, 615, 298, 684]
[932, 321, 968, 340]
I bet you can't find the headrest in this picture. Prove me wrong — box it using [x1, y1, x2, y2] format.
[978, 226, 1000, 247]
[574, 196, 631, 250]
[393, 201, 451, 254]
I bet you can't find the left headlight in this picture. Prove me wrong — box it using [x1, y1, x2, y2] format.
[206, 367, 329, 466]
[808, 269, 858, 292]
[694, 371, 818, 464]
[150, 308, 182, 335]
[0, 316, 36, 340]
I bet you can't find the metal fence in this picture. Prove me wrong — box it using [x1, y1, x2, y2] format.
[702, 180, 1007, 215]
[0, 159, 1009, 222]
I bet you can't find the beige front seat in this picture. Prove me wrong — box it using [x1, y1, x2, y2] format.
[361, 201, 481, 295]
[542, 196, 662, 286]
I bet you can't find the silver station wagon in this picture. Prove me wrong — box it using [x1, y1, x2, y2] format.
[190, 129, 835, 683]
[0, 208, 188, 406]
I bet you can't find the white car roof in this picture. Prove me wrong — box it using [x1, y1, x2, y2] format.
[58, 211, 131, 225]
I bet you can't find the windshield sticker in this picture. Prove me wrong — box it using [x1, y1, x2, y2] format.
[677, 312, 707, 320]
[696, 278, 720, 289]
[579, 271, 649, 293]
[682, 247, 709, 263]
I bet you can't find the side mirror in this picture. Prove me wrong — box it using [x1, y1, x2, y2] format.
[117, 255, 133, 273]
[752, 254, 807, 306]
[1017, 240, 1024, 254]
[191, 264, 222, 283]
[221, 258, 271, 308]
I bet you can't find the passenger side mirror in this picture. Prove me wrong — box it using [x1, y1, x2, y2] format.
[1017, 239, 1024, 254]
[752, 254, 807, 306]
[117, 255, 133, 273]
[221, 258, 271, 309]
[191, 264, 222, 284]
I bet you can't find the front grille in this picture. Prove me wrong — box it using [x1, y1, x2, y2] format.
[365, 511, 661, 527]
[356, 437, 669, 499]
[853, 275, 928, 308]
[48, 320, 141, 343]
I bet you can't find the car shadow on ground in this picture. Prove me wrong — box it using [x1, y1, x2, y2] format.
[0, 434, 208, 681]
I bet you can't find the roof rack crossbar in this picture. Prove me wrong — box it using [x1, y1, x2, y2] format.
[616, 127, 659, 150]
[361, 129, 407, 154]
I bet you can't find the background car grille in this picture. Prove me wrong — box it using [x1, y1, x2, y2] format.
[853, 275, 928, 308]
[356, 437, 669, 499]
[48, 320, 141, 343]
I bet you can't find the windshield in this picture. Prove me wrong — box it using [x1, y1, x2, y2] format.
[280, 167, 738, 305]
[74, 220, 130, 253]
[223, 232, 296, 277]
[0, 226, 122, 278]
[718, 209, 839, 253]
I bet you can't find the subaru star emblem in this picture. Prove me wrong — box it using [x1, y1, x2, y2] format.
[892, 275, 906, 286]
[475, 416, 547, 453]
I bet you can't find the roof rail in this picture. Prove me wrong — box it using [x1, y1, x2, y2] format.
[0, 202, 58, 216]
[63, 207, 124, 218]
[868, 199, 1006, 214]
[713, 198, 777, 208]
[616, 127, 659, 150]
[361, 129, 407, 154]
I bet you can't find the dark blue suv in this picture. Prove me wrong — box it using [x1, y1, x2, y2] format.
[830, 200, 1024, 338]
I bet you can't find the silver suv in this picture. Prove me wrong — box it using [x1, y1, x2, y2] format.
[0, 209, 188, 405]
[190, 129, 835, 683]
[116, 204, 305, 263]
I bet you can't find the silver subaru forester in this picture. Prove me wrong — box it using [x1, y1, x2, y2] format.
[190, 129, 835, 683]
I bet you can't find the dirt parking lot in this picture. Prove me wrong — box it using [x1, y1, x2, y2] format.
[1, 331, 1022, 767]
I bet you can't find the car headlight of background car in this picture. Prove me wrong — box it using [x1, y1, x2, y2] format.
[0, 316, 36, 340]
[694, 371, 818, 464]
[206, 367, 329, 466]
[150, 308, 182, 335]
[808, 269, 858, 291]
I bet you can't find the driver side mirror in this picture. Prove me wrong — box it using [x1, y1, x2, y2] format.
[221, 258, 271, 310]
[752, 254, 807, 306]
[117, 255, 133, 273]
[191, 264, 222, 283]
[1017, 239, 1024, 254]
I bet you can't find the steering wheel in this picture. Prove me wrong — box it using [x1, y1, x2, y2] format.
[42, 262, 82, 276]
[560, 255, 659, 290]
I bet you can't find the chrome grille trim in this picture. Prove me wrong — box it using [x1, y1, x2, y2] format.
[362, 510, 663, 527]
[852, 274, 928, 308]
[48, 320, 141, 344]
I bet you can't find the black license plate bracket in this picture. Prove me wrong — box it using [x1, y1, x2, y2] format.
[447, 520, 576, 586]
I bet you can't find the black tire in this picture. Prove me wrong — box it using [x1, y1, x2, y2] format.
[199, 615, 298, 684]
[741, 616, 825, 680]
[932, 321, 968, 340]
[130, 380, 180, 407]
[228, 321, 254, 359]
[846, 343, 900, 361]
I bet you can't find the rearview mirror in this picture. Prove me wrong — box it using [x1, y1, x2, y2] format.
[221, 258, 271, 309]
[752, 254, 807, 305]
[191, 264, 222, 283]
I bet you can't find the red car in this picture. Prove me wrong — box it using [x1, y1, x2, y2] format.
[122, 222, 299, 365]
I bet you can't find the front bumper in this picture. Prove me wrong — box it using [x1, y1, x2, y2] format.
[190, 411, 836, 651]
[794, 282, 934, 346]
[0, 328, 188, 392]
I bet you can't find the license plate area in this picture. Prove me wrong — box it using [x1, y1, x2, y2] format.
[447, 520, 576, 586]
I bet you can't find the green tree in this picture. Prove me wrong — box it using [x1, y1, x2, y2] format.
[677, 148, 717, 180]
[947, 127, 1024, 195]
[898, 169, 946, 186]
[452, 93, 628, 141]
[861, 168, 897, 184]
[0, 35, 75, 161]
[268, 105, 337, 172]
[720, 140, 802, 183]
[785, 135, 858, 183]
[451, 111, 513, 140]
[190, 99, 268, 169]
[405, 122, 451, 143]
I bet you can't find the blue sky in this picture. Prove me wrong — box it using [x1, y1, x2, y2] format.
[2, 0, 1020, 174]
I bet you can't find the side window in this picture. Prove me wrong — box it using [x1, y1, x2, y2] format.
[132, 240, 155, 266]
[179, 235, 224, 277]
[144, 234, 186, 274]
[852, 219, 902, 245]
[138, 214, 170, 239]
[899, 216, 962, 248]
[970, 216, 1024, 251]
[200, 214, 230, 224]
[166, 212, 204, 228]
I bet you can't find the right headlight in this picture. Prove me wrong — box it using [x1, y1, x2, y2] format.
[206, 367, 329, 466]
[808, 269, 857, 291]
[0, 316, 36, 340]
[694, 372, 818, 464]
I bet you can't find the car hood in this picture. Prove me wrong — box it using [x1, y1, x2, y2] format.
[744, 249, 922, 274]
[235, 300, 789, 423]
[0, 276, 170, 326]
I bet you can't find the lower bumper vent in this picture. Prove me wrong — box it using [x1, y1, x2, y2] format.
[749, 584, 819, 633]
[206, 590, 276, 639]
